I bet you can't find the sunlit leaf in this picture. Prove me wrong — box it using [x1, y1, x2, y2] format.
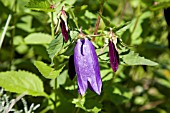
[122, 51, 158, 66]
[70, 30, 79, 40]
[24, 33, 52, 44]
[25, 0, 55, 12]
[0, 70, 47, 97]
[34, 61, 64, 79]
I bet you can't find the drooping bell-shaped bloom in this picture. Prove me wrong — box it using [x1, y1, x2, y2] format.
[109, 40, 119, 72]
[74, 38, 102, 95]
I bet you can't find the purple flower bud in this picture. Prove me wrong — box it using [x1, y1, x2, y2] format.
[60, 18, 68, 42]
[57, 6, 69, 42]
[109, 40, 119, 72]
[74, 38, 102, 95]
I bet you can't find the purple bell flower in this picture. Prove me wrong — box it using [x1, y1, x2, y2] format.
[74, 38, 102, 95]
[109, 40, 119, 72]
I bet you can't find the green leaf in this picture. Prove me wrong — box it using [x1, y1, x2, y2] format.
[25, 0, 55, 12]
[63, 42, 75, 56]
[115, 22, 131, 37]
[99, 13, 110, 26]
[47, 34, 63, 60]
[122, 51, 158, 66]
[72, 97, 102, 112]
[72, 98, 86, 110]
[24, 33, 52, 44]
[85, 10, 96, 19]
[0, 70, 47, 97]
[129, 11, 152, 44]
[70, 30, 79, 40]
[50, 70, 68, 88]
[34, 61, 64, 79]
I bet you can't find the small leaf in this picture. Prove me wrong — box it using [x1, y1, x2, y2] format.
[99, 13, 110, 26]
[47, 34, 63, 60]
[34, 61, 64, 79]
[24, 33, 52, 44]
[25, 0, 55, 12]
[85, 10, 96, 19]
[115, 22, 131, 37]
[72, 98, 86, 110]
[70, 30, 79, 40]
[63, 42, 76, 56]
[122, 51, 158, 66]
[0, 70, 47, 97]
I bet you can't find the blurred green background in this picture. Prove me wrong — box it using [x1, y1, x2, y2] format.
[0, 0, 170, 113]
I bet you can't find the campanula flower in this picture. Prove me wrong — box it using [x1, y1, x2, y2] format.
[109, 39, 119, 72]
[74, 38, 102, 95]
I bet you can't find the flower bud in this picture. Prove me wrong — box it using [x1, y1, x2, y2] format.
[109, 40, 119, 72]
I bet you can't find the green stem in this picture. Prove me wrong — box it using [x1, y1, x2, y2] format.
[54, 77, 57, 113]
[70, 8, 79, 29]
[51, 12, 55, 39]
[0, 14, 12, 49]
[10, 0, 17, 70]
[50, 11, 57, 113]
[75, 108, 80, 113]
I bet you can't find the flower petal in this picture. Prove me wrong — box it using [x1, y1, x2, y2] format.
[74, 38, 102, 95]
[74, 39, 88, 95]
[60, 19, 68, 42]
[85, 38, 102, 95]
[68, 55, 76, 80]
[109, 40, 119, 72]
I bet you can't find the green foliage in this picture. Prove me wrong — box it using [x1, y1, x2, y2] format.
[47, 34, 63, 60]
[0, 0, 170, 112]
[0, 71, 47, 97]
[25, 0, 55, 12]
[34, 61, 64, 79]
[122, 51, 158, 66]
[150, 1, 170, 10]
[24, 33, 52, 44]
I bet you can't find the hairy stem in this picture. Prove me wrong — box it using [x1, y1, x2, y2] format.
[54, 77, 57, 113]
[93, 0, 105, 41]
[3, 92, 27, 113]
